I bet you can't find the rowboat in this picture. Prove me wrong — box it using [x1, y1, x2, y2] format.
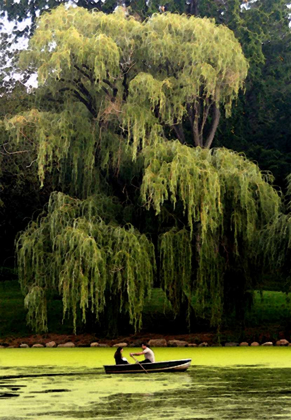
[103, 358, 191, 374]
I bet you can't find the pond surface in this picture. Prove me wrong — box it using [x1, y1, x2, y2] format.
[1, 347, 291, 419]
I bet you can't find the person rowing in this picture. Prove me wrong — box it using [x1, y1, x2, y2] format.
[130, 343, 155, 364]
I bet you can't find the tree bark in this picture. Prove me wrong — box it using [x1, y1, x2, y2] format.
[172, 123, 186, 144]
[187, 0, 199, 15]
[192, 102, 201, 147]
[204, 104, 220, 149]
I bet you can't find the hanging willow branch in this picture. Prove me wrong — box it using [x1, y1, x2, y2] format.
[142, 143, 281, 327]
[259, 174, 291, 282]
[159, 228, 192, 317]
[17, 192, 155, 333]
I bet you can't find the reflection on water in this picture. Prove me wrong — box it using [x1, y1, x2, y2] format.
[1, 348, 291, 419]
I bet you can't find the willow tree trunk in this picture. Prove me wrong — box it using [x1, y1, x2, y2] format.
[187, 0, 199, 15]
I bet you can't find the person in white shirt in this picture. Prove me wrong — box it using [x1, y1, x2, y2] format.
[130, 343, 155, 363]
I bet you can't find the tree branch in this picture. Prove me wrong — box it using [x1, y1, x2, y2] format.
[26, 159, 37, 168]
[204, 104, 221, 149]
[199, 98, 211, 138]
[73, 64, 93, 82]
[122, 71, 128, 102]
[187, 0, 199, 15]
[59, 76, 98, 117]
[172, 123, 185, 144]
[59, 87, 97, 118]
[1, 143, 29, 155]
[192, 102, 201, 147]
[102, 79, 118, 99]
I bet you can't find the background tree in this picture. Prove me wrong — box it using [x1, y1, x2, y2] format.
[207, 0, 291, 188]
[0, 83, 50, 269]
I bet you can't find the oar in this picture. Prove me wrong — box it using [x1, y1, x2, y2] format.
[130, 355, 148, 374]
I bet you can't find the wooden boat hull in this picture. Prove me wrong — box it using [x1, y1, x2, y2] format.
[104, 359, 191, 374]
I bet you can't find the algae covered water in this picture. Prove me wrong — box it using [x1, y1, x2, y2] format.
[1, 347, 291, 419]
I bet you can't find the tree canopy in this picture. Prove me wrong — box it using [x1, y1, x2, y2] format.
[14, 6, 248, 150]
[2, 6, 284, 334]
[2, 1, 290, 186]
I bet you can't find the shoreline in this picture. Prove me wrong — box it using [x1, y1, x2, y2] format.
[0, 330, 290, 348]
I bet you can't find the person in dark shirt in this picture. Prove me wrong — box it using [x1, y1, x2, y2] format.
[114, 347, 129, 365]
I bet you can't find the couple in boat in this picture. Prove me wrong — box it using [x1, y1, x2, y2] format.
[105, 344, 191, 373]
[114, 343, 155, 365]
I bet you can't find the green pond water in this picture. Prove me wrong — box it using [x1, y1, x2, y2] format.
[1, 347, 291, 419]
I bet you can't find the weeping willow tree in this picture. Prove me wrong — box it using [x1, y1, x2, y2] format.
[3, 5, 281, 333]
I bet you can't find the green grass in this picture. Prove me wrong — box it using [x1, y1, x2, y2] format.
[144, 288, 291, 326]
[1, 281, 291, 338]
[246, 290, 291, 325]
[0, 280, 76, 337]
[0, 281, 30, 337]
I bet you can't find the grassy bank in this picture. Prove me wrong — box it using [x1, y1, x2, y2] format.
[1, 280, 291, 339]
